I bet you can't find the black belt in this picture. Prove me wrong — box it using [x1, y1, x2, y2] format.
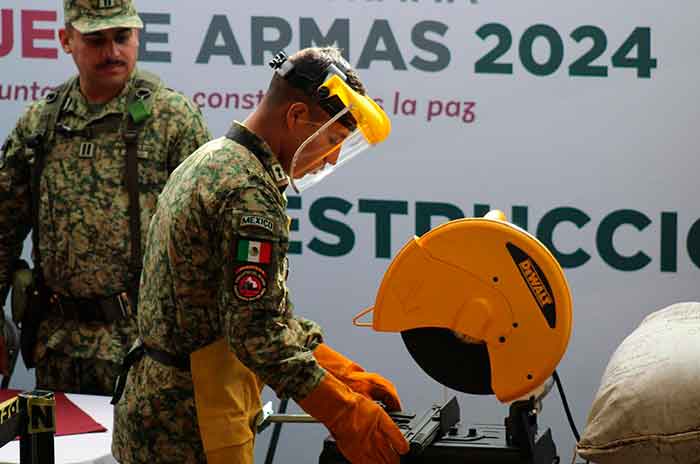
[48, 291, 134, 323]
[111, 341, 190, 405]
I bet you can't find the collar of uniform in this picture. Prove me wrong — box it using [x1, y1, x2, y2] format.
[63, 69, 138, 123]
[225, 121, 290, 190]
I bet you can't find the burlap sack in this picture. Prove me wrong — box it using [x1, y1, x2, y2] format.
[577, 301, 700, 464]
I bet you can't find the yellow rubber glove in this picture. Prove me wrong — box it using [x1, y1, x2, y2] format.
[298, 372, 409, 464]
[314, 343, 402, 411]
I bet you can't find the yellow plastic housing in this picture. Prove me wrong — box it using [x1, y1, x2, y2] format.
[322, 75, 391, 145]
[370, 217, 573, 403]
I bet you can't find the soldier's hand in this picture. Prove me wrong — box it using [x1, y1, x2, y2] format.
[299, 373, 409, 464]
[314, 343, 402, 411]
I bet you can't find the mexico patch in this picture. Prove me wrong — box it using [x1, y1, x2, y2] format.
[233, 265, 267, 301]
[236, 239, 272, 264]
[241, 215, 274, 233]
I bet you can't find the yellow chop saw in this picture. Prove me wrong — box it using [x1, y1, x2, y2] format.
[260, 210, 574, 464]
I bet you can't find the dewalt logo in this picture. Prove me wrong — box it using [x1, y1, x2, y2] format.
[518, 259, 554, 308]
[506, 242, 556, 328]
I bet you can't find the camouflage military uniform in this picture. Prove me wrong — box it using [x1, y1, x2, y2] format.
[0, 70, 211, 394]
[112, 122, 325, 463]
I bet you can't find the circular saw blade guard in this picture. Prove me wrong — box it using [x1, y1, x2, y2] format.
[359, 214, 573, 402]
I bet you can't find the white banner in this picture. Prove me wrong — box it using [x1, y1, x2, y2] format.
[1, 1, 698, 462]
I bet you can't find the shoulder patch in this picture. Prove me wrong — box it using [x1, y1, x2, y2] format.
[236, 238, 272, 264]
[233, 265, 268, 301]
[240, 215, 275, 233]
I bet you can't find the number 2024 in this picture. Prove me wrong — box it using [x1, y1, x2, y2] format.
[475, 24, 657, 78]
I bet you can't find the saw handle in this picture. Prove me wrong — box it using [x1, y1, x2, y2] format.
[484, 209, 507, 221]
[352, 306, 374, 327]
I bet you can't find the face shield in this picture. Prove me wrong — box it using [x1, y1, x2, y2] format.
[289, 74, 390, 193]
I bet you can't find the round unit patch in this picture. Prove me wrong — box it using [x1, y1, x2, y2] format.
[233, 265, 267, 301]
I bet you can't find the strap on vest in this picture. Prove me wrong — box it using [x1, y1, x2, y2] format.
[28, 79, 75, 289]
[122, 69, 162, 308]
[123, 120, 141, 306]
[29, 71, 162, 305]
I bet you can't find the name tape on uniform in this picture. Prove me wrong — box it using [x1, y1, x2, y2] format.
[241, 215, 274, 233]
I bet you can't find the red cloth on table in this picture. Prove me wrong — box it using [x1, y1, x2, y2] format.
[0, 389, 107, 437]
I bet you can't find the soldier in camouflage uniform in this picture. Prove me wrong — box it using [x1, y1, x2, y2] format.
[112, 48, 408, 464]
[0, 0, 211, 394]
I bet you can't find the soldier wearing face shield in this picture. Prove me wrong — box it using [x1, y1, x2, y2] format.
[111, 47, 408, 464]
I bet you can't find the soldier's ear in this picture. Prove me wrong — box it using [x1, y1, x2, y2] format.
[285, 102, 310, 131]
[59, 27, 73, 54]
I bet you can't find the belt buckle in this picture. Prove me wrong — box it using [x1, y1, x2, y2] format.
[117, 292, 131, 318]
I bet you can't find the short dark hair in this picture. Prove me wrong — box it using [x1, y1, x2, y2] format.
[265, 47, 366, 106]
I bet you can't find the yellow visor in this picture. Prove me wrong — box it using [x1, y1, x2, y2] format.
[290, 76, 391, 192]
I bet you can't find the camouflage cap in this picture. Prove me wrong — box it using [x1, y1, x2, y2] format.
[64, 0, 143, 34]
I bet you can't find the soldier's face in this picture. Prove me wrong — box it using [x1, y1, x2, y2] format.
[60, 27, 139, 93]
[292, 123, 346, 177]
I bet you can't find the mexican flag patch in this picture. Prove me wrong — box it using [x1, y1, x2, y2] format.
[236, 239, 272, 263]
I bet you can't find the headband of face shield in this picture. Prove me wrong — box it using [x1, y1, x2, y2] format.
[269, 51, 391, 192]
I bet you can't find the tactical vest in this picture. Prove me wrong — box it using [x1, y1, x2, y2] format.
[25, 69, 163, 302]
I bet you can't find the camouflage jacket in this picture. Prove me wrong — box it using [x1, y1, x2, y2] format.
[137, 121, 325, 397]
[0, 69, 212, 363]
[113, 122, 325, 463]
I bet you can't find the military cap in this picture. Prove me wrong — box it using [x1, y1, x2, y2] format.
[64, 0, 144, 34]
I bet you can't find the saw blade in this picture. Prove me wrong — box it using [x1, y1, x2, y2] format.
[401, 327, 493, 395]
